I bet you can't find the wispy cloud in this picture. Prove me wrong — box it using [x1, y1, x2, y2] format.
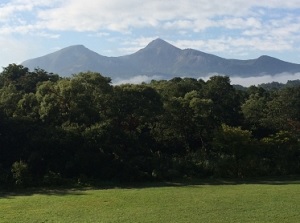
[2, 0, 300, 34]
[0, 36, 35, 66]
[201, 72, 300, 87]
[112, 73, 300, 87]
[113, 75, 162, 85]
[1, 0, 300, 69]
[170, 36, 293, 57]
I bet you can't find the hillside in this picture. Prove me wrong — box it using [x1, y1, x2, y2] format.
[22, 38, 300, 79]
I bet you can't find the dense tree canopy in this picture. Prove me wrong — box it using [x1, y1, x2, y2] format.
[0, 64, 299, 187]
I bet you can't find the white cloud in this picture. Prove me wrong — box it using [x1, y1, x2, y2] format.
[0, 36, 36, 68]
[0, 0, 60, 21]
[200, 73, 300, 87]
[0, 3, 32, 22]
[113, 75, 162, 85]
[217, 17, 262, 30]
[113, 72, 300, 87]
[171, 35, 293, 55]
[231, 73, 300, 86]
[1, 0, 300, 46]
[1, 0, 298, 33]
[164, 20, 195, 30]
[90, 32, 110, 37]
[35, 31, 60, 38]
[1, 0, 300, 66]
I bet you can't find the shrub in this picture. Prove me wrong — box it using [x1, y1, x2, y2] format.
[43, 171, 63, 186]
[0, 165, 11, 188]
[11, 161, 31, 187]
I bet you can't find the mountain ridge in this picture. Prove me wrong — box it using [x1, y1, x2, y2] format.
[21, 38, 300, 79]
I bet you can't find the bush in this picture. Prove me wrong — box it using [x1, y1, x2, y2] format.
[0, 165, 11, 188]
[43, 171, 63, 186]
[11, 161, 31, 187]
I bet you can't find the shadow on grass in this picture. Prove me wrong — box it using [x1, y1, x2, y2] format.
[114, 175, 300, 189]
[0, 187, 87, 199]
[1, 175, 300, 198]
[162, 175, 300, 187]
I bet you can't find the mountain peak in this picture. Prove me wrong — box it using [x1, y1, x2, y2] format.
[148, 38, 167, 45]
[145, 38, 179, 50]
[66, 44, 85, 48]
[258, 55, 273, 60]
[59, 44, 88, 52]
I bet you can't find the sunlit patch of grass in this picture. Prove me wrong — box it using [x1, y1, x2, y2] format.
[1, 179, 300, 222]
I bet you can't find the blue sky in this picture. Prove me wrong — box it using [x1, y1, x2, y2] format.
[1, 0, 300, 85]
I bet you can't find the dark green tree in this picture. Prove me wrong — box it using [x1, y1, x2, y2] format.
[212, 124, 254, 177]
[203, 76, 242, 126]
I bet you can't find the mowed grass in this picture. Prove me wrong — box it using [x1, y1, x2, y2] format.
[1, 179, 300, 223]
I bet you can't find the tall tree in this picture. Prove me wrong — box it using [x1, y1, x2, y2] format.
[203, 76, 242, 126]
[264, 86, 300, 134]
[212, 124, 254, 177]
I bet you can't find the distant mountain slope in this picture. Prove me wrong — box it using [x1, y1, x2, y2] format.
[22, 45, 138, 78]
[21, 38, 300, 79]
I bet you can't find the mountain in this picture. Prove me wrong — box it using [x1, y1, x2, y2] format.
[21, 45, 138, 78]
[21, 38, 300, 79]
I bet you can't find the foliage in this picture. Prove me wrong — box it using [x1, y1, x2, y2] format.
[260, 131, 300, 175]
[212, 124, 255, 177]
[0, 64, 300, 185]
[42, 171, 63, 186]
[11, 161, 31, 186]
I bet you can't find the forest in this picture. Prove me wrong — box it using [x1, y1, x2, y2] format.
[0, 64, 300, 187]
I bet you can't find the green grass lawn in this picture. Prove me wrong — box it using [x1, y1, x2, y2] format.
[1, 178, 300, 223]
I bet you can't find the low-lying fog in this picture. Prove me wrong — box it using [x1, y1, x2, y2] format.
[113, 72, 300, 87]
